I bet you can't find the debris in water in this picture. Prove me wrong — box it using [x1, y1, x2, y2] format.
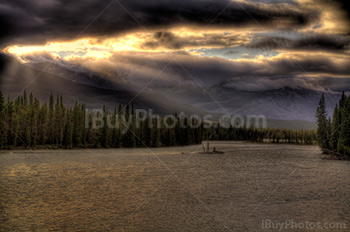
[198, 142, 224, 154]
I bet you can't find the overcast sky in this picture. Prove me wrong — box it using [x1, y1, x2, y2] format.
[1, 0, 349, 92]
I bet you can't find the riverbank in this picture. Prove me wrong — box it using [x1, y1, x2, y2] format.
[0, 140, 317, 151]
[321, 149, 350, 161]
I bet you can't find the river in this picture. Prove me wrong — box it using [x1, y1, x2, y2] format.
[1, 142, 349, 231]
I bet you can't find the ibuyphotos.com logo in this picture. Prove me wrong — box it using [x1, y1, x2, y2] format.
[262, 219, 347, 231]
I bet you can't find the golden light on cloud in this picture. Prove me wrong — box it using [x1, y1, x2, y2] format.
[1, 0, 348, 71]
[4, 27, 257, 63]
[297, 0, 350, 34]
[3, 16, 349, 68]
[4, 33, 159, 62]
[5, 38, 129, 62]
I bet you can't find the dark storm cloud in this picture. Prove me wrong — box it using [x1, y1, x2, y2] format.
[323, 0, 350, 24]
[65, 51, 349, 89]
[23, 49, 349, 82]
[247, 34, 350, 52]
[0, 0, 318, 47]
[265, 57, 350, 76]
[14, 47, 350, 93]
[223, 76, 327, 92]
[223, 75, 350, 93]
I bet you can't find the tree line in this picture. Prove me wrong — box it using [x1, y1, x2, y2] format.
[0, 91, 204, 149]
[0, 91, 317, 149]
[207, 126, 316, 145]
[316, 92, 350, 156]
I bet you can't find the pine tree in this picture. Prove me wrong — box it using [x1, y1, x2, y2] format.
[0, 91, 7, 148]
[151, 118, 161, 147]
[122, 104, 136, 148]
[31, 98, 40, 147]
[111, 107, 121, 147]
[337, 95, 350, 155]
[38, 103, 49, 145]
[63, 113, 73, 148]
[316, 94, 329, 149]
[7, 101, 18, 147]
[330, 104, 340, 150]
[23, 90, 28, 106]
[101, 106, 110, 148]
[72, 102, 82, 147]
[48, 93, 55, 144]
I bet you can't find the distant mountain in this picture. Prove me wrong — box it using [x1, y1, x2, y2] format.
[0, 54, 207, 116]
[24, 55, 340, 122]
[158, 86, 340, 122]
[0, 53, 318, 129]
[27, 60, 123, 91]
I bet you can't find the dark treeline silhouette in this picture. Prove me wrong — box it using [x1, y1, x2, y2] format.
[0, 91, 316, 149]
[206, 127, 316, 145]
[0, 91, 202, 149]
[316, 92, 350, 156]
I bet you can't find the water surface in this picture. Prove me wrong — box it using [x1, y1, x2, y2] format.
[1, 142, 349, 231]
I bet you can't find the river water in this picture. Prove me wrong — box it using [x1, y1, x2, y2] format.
[0, 142, 349, 231]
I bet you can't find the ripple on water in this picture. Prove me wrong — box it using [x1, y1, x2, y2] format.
[0, 143, 349, 231]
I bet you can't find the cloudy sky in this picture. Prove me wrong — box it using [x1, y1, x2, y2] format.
[1, 0, 350, 92]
